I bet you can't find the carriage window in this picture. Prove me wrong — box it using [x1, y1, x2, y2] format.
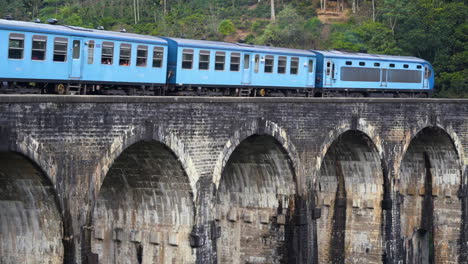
[308, 59, 314, 73]
[278, 56, 286, 74]
[199, 50, 210, 70]
[417, 65, 422, 69]
[53, 37, 68, 62]
[31, 35, 46, 61]
[182, 49, 193, 69]
[87, 40, 95, 64]
[72, 40, 81, 59]
[101, 41, 114, 64]
[341, 67, 380, 82]
[119, 43, 131, 66]
[152, 47, 163, 68]
[345, 61, 352, 65]
[326, 61, 331, 75]
[359, 61, 365, 66]
[264, 55, 274, 73]
[136, 46, 148, 67]
[8, 33, 24, 59]
[424, 67, 431, 78]
[230, 52, 240, 71]
[254, 54, 260, 73]
[374, 62, 380, 67]
[403, 64, 409, 68]
[215, 51, 225, 71]
[290, 57, 299, 74]
[389, 63, 395, 68]
[244, 54, 250, 69]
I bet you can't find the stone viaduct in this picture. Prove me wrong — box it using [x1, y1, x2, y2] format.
[0, 95, 467, 264]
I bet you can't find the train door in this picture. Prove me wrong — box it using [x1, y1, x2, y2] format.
[242, 53, 252, 84]
[423, 66, 430, 88]
[324, 59, 334, 86]
[306, 58, 314, 86]
[69, 37, 84, 79]
[381, 68, 388, 87]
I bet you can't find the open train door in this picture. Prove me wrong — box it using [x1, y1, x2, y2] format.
[69, 37, 84, 79]
[242, 53, 252, 84]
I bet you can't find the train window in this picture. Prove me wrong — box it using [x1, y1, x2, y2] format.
[424, 67, 431, 78]
[341, 67, 380, 82]
[359, 62, 365, 66]
[119, 43, 131, 66]
[389, 63, 395, 68]
[137, 45, 148, 67]
[254, 55, 260, 73]
[87, 40, 95, 64]
[290, 57, 299, 74]
[182, 49, 193, 69]
[101, 41, 114, 64]
[31, 35, 47, 61]
[230, 52, 240, 71]
[374, 62, 380, 67]
[326, 60, 331, 75]
[388, 69, 422, 83]
[53, 37, 68, 62]
[8, 33, 25, 59]
[417, 65, 422, 69]
[215, 51, 226, 71]
[308, 59, 314, 73]
[152, 47, 164, 68]
[264, 55, 274, 73]
[345, 61, 352, 65]
[278, 56, 286, 74]
[403, 64, 409, 68]
[244, 54, 250, 69]
[72, 40, 81, 59]
[199, 50, 210, 70]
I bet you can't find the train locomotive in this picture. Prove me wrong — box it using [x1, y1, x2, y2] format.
[0, 18, 434, 97]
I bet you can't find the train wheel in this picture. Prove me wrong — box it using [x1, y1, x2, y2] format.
[55, 84, 66, 95]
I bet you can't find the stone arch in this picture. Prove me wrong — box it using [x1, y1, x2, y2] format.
[212, 118, 300, 191]
[91, 139, 196, 264]
[397, 126, 462, 263]
[0, 130, 64, 263]
[215, 131, 297, 264]
[316, 129, 385, 263]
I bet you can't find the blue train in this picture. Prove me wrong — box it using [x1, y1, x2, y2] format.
[0, 19, 434, 97]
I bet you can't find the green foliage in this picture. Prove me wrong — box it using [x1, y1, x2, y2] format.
[218, 19, 236, 36]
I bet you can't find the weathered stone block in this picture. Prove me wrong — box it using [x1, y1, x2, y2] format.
[113, 228, 124, 242]
[94, 226, 104, 240]
[260, 213, 269, 224]
[130, 230, 141, 243]
[149, 231, 162, 245]
[352, 199, 360, 208]
[228, 208, 237, 222]
[168, 233, 178, 246]
[277, 214, 286, 225]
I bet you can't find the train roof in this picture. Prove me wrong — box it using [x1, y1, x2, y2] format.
[164, 37, 315, 57]
[0, 19, 167, 45]
[312, 50, 428, 64]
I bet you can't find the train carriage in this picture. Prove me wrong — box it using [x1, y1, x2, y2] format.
[312, 50, 434, 97]
[163, 37, 316, 96]
[0, 19, 168, 94]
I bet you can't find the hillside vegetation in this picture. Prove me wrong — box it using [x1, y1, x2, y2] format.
[1, 0, 466, 97]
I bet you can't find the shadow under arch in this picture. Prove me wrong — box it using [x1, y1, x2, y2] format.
[215, 133, 298, 264]
[90, 139, 196, 264]
[212, 118, 300, 192]
[315, 129, 387, 263]
[0, 149, 65, 263]
[397, 126, 463, 263]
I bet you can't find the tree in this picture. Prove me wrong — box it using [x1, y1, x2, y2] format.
[218, 19, 236, 36]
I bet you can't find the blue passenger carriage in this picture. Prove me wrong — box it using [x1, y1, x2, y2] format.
[163, 38, 316, 96]
[312, 50, 434, 97]
[0, 19, 167, 94]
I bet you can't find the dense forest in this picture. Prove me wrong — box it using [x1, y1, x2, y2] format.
[1, 0, 466, 97]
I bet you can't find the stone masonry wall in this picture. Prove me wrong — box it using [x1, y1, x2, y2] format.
[0, 96, 466, 264]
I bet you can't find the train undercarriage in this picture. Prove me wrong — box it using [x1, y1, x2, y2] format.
[0, 81, 430, 98]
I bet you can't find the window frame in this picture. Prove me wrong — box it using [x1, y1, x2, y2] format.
[290, 57, 299, 75]
[136, 45, 148, 67]
[215, 51, 226, 71]
[254, 54, 260, 73]
[119, 43, 131, 66]
[31, 35, 47, 61]
[277, 56, 286, 74]
[230, 52, 240, 72]
[264, 55, 274, 73]
[87, 40, 95, 64]
[308, 59, 314, 73]
[181, 49, 194, 69]
[8, 33, 25, 60]
[198, 50, 210, 70]
[101, 41, 114, 65]
[53, 37, 68, 62]
[152, 46, 164, 68]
